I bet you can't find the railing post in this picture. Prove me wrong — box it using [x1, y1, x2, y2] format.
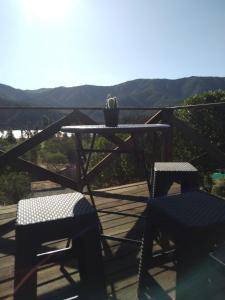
[161, 108, 173, 161]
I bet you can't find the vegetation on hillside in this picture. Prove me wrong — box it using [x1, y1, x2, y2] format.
[174, 89, 225, 195]
[0, 89, 225, 204]
[0, 132, 31, 205]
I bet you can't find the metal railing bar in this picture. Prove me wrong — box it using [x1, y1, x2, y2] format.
[0, 101, 224, 110]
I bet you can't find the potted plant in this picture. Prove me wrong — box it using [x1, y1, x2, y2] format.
[104, 95, 119, 127]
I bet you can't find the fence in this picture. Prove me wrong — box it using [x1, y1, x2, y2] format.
[0, 102, 224, 191]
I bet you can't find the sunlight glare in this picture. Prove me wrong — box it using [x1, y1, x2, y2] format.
[22, 0, 72, 22]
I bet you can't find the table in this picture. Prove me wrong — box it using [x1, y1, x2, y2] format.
[62, 124, 170, 135]
[61, 124, 171, 205]
[61, 124, 171, 243]
[61, 124, 171, 191]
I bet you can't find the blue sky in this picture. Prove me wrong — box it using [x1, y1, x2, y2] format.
[0, 0, 225, 90]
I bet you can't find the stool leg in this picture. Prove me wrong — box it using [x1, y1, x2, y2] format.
[138, 209, 156, 299]
[181, 173, 199, 193]
[152, 171, 172, 251]
[152, 172, 172, 198]
[74, 224, 106, 300]
[14, 228, 38, 300]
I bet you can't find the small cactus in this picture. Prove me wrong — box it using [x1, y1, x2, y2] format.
[105, 95, 119, 109]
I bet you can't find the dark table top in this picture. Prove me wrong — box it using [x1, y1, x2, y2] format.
[61, 124, 170, 134]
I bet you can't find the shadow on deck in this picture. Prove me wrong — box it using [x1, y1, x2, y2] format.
[1, 181, 225, 300]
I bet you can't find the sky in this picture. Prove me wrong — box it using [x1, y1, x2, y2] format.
[0, 0, 225, 90]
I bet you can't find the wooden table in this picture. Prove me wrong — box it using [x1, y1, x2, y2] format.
[61, 124, 171, 244]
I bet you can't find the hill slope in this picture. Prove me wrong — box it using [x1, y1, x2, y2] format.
[24, 76, 225, 107]
[0, 76, 225, 129]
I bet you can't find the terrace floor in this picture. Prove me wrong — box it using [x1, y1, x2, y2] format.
[1, 181, 225, 300]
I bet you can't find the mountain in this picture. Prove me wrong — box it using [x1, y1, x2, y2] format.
[24, 76, 225, 107]
[0, 76, 225, 129]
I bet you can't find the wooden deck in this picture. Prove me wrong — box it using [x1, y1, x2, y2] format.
[0, 181, 225, 300]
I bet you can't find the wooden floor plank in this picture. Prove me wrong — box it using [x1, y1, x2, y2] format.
[0, 182, 149, 300]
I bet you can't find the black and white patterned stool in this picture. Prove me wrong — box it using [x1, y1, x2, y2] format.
[152, 162, 199, 197]
[138, 191, 225, 300]
[14, 192, 106, 300]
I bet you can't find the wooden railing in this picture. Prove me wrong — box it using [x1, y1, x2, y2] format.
[0, 102, 225, 190]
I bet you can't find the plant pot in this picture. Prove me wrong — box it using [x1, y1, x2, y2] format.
[104, 108, 119, 127]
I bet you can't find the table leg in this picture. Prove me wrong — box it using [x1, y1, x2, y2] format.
[74, 133, 104, 235]
[163, 126, 172, 162]
[84, 133, 96, 174]
[75, 133, 97, 211]
[132, 133, 151, 195]
[74, 134, 82, 191]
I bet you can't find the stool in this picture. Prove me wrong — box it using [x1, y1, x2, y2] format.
[14, 192, 106, 300]
[152, 162, 199, 197]
[138, 191, 225, 300]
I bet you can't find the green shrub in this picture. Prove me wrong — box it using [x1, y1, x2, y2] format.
[0, 169, 31, 205]
[212, 178, 225, 198]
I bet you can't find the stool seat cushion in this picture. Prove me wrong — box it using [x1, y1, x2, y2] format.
[150, 191, 225, 231]
[154, 162, 198, 172]
[14, 192, 105, 300]
[17, 192, 94, 226]
[152, 162, 199, 198]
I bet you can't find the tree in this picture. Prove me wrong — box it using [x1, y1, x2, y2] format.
[174, 90, 225, 162]
[176, 90, 225, 145]
[39, 134, 76, 172]
[44, 152, 67, 172]
[173, 90, 225, 191]
[0, 168, 31, 205]
[5, 129, 16, 145]
[88, 133, 152, 189]
[0, 134, 32, 204]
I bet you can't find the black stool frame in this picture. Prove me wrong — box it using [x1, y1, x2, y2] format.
[138, 191, 225, 300]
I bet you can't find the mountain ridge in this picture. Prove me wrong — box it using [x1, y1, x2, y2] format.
[0, 76, 225, 129]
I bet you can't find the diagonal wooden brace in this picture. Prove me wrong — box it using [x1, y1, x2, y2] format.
[0, 110, 80, 170]
[0, 150, 77, 190]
